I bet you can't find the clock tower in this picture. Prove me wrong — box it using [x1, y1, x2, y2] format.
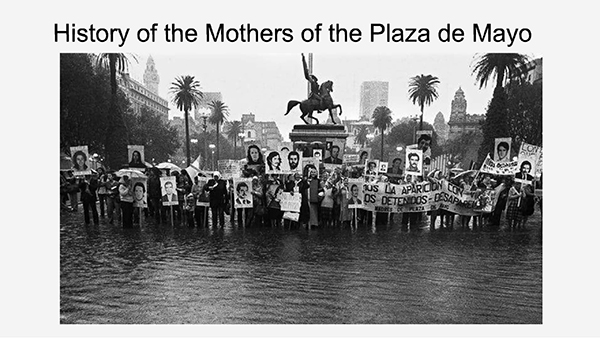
[143, 55, 160, 95]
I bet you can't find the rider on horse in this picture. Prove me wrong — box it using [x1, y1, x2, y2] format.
[302, 53, 323, 113]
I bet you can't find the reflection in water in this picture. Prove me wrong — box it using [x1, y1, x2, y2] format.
[60, 211, 542, 324]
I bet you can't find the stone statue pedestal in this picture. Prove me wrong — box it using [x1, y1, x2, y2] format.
[289, 124, 349, 156]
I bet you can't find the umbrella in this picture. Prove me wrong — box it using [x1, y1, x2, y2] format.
[115, 168, 147, 179]
[157, 162, 182, 172]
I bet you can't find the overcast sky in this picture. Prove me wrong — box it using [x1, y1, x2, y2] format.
[127, 53, 535, 139]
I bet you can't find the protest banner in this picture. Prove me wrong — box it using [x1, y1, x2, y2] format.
[280, 192, 301, 212]
[480, 154, 518, 175]
[282, 211, 300, 222]
[69, 145, 91, 176]
[343, 154, 360, 164]
[160, 176, 178, 206]
[494, 137, 512, 162]
[132, 178, 148, 208]
[218, 159, 242, 179]
[233, 178, 253, 209]
[361, 179, 480, 216]
[127, 145, 145, 169]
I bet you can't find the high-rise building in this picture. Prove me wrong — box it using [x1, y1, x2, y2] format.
[359, 81, 389, 120]
[118, 55, 169, 120]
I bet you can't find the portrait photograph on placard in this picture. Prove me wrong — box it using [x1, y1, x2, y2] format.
[357, 148, 371, 167]
[195, 178, 210, 207]
[494, 137, 512, 162]
[160, 176, 178, 206]
[378, 161, 389, 174]
[132, 178, 148, 208]
[281, 149, 303, 174]
[312, 148, 323, 161]
[405, 149, 423, 176]
[365, 159, 380, 177]
[515, 156, 536, 184]
[70, 145, 91, 176]
[265, 150, 284, 174]
[302, 157, 319, 177]
[233, 178, 253, 208]
[347, 179, 364, 209]
[323, 138, 344, 165]
[127, 145, 145, 169]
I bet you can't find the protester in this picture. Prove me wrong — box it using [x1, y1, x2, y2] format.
[251, 176, 266, 227]
[96, 168, 109, 218]
[320, 173, 336, 227]
[519, 184, 536, 228]
[118, 175, 134, 229]
[490, 176, 510, 226]
[192, 176, 210, 228]
[147, 168, 162, 221]
[266, 175, 283, 228]
[506, 181, 522, 230]
[243, 144, 265, 177]
[205, 171, 228, 228]
[105, 173, 120, 224]
[66, 177, 80, 212]
[79, 175, 99, 225]
[183, 193, 196, 228]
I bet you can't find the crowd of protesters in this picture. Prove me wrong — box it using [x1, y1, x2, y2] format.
[60, 145, 541, 231]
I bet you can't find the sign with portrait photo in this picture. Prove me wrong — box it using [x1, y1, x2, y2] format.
[405, 149, 423, 177]
[312, 148, 324, 161]
[323, 138, 345, 165]
[233, 178, 253, 208]
[264, 150, 284, 174]
[364, 159, 380, 178]
[132, 178, 148, 208]
[302, 157, 319, 177]
[494, 138, 512, 162]
[160, 176, 178, 206]
[347, 178, 365, 209]
[515, 142, 541, 184]
[378, 161, 389, 174]
[70, 145, 91, 176]
[281, 149, 303, 174]
[127, 145, 145, 169]
[195, 177, 210, 207]
[357, 148, 371, 167]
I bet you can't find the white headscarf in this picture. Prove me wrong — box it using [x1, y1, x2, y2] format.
[213, 171, 221, 179]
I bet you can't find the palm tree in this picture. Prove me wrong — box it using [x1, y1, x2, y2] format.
[471, 53, 530, 90]
[408, 74, 440, 130]
[225, 120, 243, 159]
[355, 125, 368, 148]
[96, 53, 138, 168]
[208, 100, 229, 161]
[372, 106, 392, 159]
[170, 75, 203, 166]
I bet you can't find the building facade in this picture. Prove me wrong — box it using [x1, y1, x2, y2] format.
[241, 113, 283, 151]
[359, 81, 389, 120]
[447, 87, 484, 141]
[433, 111, 449, 144]
[118, 56, 169, 119]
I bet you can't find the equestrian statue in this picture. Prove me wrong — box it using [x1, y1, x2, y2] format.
[285, 53, 343, 125]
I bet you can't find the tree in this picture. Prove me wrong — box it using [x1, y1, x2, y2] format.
[506, 80, 542, 148]
[372, 106, 392, 160]
[208, 100, 229, 161]
[408, 74, 440, 130]
[355, 125, 368, 148]
[225, 120, 243, 159]
[96, 53, 138, 168]
[170, 75, 203, 166]
[125, 106, 181, 163]
[471, 53, 531, 163]
[471, 53, 530, 90]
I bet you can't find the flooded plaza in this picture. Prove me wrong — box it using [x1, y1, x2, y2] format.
[60, 209, 542, 324]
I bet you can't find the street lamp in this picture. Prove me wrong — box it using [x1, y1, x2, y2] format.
[209, 144, 216, 170]
[396, 146, 403, 152]
[199, 110, 211, 169]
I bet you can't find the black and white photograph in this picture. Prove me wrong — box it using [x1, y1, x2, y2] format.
[12, 1, 591, 337]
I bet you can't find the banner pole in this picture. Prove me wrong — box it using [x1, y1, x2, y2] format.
[242, 208, 245, 228]
[170, 205, 174, 226]
[354, 207, 358, 229]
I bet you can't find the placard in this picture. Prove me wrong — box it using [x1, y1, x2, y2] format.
[160, 176, 178, 206]
[69, 145, 91, 176]
[218, 159, 242, 179]
[127, 145, 146, 169]
[280, 192, 301, 212]
[132, 178, 148, 208]
[233, 178, 253, 208]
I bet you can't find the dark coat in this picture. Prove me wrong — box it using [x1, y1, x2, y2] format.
[204, 179, 228, 208]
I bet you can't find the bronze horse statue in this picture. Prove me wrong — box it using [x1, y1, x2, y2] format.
[285, 80, 343, 125]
